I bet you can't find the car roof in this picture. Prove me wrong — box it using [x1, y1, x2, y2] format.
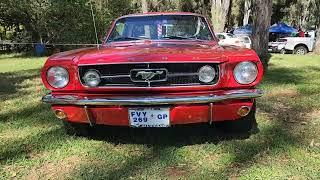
[117, 12, 206, 19]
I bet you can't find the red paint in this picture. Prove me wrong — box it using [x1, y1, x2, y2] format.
[41, 13, 264, 126]
[52, 100, 253, 126]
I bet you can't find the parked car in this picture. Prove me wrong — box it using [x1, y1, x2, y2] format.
[216, 33, 250, 48]
[269, 36, 315, 55]
[41, 12, 264, 136]
[236, 35, 252, 49]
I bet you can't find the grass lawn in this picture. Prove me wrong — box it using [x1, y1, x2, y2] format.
[0, 53, 320, 179]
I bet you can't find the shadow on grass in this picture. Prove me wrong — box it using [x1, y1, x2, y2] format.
[0, 127, 67, 164]
[0, 53, 42, 60]
[2, 55, 319, 178]
[262, 66, 304, 85]
[70, 119, 303, 179]
[88, 124, 251, 145]
[70, 59, 317, 178]
[0, 69, 40, 100]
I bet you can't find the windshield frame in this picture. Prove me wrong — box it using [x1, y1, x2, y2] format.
[104, 13, 216, 44]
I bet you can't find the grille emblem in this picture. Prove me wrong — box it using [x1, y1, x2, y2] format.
[136, 71, 163, 80]
[130, 69, 167, 82]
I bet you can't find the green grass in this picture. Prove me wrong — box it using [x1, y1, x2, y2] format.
[1, 53, 320, 179]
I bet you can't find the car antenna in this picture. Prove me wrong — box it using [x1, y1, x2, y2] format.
[90, 2, 100, 50]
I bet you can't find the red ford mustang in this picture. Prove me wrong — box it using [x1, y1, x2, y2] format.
[41, 12, 264, 136]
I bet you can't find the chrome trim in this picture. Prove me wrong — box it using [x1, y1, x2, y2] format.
[78, 63, 221, 88]
[78, 61, 225, 66]
[209, 103, 213, 125]
[129, 68, 168, 82]
[84, 105, 94, 126]
[167, 73, 198, 77]
[101, 74, 130, 79]
[42, 89, 263, 106]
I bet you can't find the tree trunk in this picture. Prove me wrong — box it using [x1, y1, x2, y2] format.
[141, 0, 148, 13]
[211, 0, 231, 33]
[252, 0, 272, 68]
[243, 0, 251, 25]
[314, 27, 320, 54]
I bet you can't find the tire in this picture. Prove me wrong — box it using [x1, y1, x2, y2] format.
[294, 46, 308, 55]
[62, 121, 90, 136]
[280, 49, 286, 54]
[215, 102, 258, 134]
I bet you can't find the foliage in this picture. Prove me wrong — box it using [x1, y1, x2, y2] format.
[1, 0, 320, 57]
[0, 0, 137, 44]
[1, 54, 320, 179]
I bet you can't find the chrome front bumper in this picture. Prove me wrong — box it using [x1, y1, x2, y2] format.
[42, 89, 263, 106]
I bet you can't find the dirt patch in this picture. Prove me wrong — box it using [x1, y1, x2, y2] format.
[26, 155, 84, 180]
[166, 164, 190, 178]
[306, 109, 320, 122]
[267, 88, 299, 98]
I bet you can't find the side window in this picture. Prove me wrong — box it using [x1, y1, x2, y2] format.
[217, 34, 225, 40]
[108, 21, 125, 40]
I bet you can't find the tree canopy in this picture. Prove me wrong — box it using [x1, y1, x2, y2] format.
[0, 0, 319, 54]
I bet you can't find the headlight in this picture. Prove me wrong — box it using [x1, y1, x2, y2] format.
[47, 66, 69, 88]
[233, 61, 258, 84]
[83, 70, 101, 87]
[198, 65, 216, 83]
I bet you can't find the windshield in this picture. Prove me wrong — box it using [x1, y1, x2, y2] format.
[107, 15, 214, 42]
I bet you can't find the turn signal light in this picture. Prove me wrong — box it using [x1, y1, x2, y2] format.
[237, 106, 251, 117]
[54, 109, 67, 119]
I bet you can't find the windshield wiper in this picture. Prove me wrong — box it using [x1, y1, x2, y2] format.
[161, 35, 201, 40]
[111, 37, 147, 42]
[161, 36, 190, 40]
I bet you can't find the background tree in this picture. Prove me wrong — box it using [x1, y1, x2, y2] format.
[251, 0, 272, 67]
[243, 0, 252, 25]
[313, 0, 320, 54]
[141, 0, 148, 13]
[211, 0, 231, 32]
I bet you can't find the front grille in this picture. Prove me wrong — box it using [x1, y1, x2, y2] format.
[78, 63, 220, 87]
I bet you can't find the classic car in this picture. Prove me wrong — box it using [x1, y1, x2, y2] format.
[41, 12, 264, 136]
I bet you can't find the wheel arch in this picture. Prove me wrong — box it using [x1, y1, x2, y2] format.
[294, 43, 309, 52]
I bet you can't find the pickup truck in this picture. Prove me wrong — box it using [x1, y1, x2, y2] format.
[269, 37, 316, 55]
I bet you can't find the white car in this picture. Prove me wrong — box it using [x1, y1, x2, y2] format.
[236, 35, 252, 49]
[216, 33, 251, 48]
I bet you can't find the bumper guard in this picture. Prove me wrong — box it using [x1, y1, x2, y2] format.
[42, 89, 263, 106]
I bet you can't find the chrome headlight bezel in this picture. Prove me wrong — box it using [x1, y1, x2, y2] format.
[233, 61, 258, 84]
[46, 66, 69, 88]
[83, 69, 101, 87]
[198, 65, 216, 83]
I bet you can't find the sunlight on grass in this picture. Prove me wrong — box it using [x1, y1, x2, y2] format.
[0, 54, 320, 179]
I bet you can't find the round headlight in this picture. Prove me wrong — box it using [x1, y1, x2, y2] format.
[83, 70, 101, 87]
[198, 65, 216, 83]
[47, 66, 69, 88]
[233, 61, 258, 84]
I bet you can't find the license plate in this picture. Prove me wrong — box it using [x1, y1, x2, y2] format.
[128, 107, 170, 127]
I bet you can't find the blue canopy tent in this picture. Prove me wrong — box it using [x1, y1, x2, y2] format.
[233, 23, 297, 35]
[269, 23, 297, 34]
[233, 24, 253, 35]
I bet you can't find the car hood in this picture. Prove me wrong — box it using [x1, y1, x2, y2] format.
[49, 41, 258, 65]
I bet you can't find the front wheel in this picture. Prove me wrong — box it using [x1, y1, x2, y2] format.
[280, 49, 286, 54]
[294, 46, 308, 55]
